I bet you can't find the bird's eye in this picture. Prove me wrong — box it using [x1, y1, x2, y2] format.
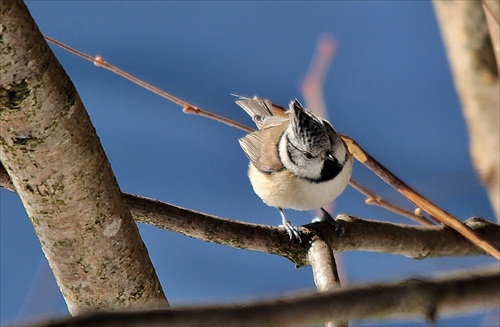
[304, 152, 314, 159]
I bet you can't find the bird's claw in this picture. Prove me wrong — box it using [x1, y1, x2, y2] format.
[280, 220, 302, 243]
[278, 208, 302, 243]
[311, 208, 344, 236]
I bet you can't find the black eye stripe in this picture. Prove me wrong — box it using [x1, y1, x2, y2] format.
[286, 135, 303, 151]
[285, 136, 301, 165]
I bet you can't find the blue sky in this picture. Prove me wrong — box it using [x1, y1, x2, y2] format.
[1, 2, 497, 326]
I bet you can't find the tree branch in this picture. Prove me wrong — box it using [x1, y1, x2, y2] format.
[30, 266, 500, 327]
[308, 236, 341, 291]
[2, 169, 498, 262]
[307, 235, 345, 327]
[125, 194, 499, 262]
[0, 0, 167, 314]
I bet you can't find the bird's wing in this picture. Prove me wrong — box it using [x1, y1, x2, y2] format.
[238, 123, 287, 173]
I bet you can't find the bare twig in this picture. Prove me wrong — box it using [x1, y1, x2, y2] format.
[127, 194, 500, 261]
[342, 135, 500, 259]
[30, 266, 500, 327]
[44, 36, 253, 133]
[41, 35, 499, 258]
[349, 179, 432, 226]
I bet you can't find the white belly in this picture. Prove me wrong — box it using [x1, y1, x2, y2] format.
[248, 157, 352, 210]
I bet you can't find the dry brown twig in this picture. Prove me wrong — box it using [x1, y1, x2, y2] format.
[343, 134, 500, 259]
[349, 179, 429, 224]
[42, 36, 500, 259]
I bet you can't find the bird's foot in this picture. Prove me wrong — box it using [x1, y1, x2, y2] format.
[279, 209, 302, 243]
[311, 208, 344, 236]
[280, 220, 302, 243]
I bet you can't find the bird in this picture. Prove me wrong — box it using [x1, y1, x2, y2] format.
[236, 96, 353, 242]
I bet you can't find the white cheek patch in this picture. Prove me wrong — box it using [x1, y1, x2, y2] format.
[278, 131, 323, 181]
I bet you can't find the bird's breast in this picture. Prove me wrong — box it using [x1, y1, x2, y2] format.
[248, 157, 352, 210]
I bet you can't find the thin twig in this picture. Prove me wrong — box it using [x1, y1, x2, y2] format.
[349, 179, 432, 226]
[182, 106, 253, 133]
[342, 135, 500, 259]
[42, 36, 500, 259]
[44, 36, 253, 133]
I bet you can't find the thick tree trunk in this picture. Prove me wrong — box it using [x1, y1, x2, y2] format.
[0, 0, 168, 315]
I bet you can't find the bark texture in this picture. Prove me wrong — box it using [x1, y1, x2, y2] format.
[0, 0, 167, 315]
[433, 0, 500, 220]
[30, 266, 500, 327]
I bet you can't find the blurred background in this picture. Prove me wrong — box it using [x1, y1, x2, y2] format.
[1, 1, 497, 326]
